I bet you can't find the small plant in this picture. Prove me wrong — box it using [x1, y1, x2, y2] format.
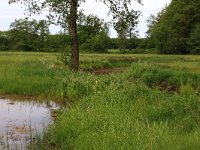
[59, 46, 70, 66]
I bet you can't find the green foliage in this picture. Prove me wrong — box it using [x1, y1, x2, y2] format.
[188, 24, 200, 54]
[46, 33, 71, 52]
[1, 18, 50, 51]
[126, 63, 200, 90]
[149, 0, 200, 54]
[0, 20, 72, 52]
[0, 15, 111, 53]
[61, 71, 113, 101]
[109, 38, 146, 53]
[81, 32, 110, 53]
[113, 13, 140, 52]
[0, 32, 12, 50]
[78, 15, 110, 53]
[78, 14, 109, 43]
[2, 52, 200, 149]
[59, 46, 70, 65]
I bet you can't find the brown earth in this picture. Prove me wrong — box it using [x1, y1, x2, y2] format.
[82, 67, 125, 75]
[155, 81, 179, 93]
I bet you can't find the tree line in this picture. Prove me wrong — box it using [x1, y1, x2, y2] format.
[146, 0, 200, 54]
[0, 16, 146, 53]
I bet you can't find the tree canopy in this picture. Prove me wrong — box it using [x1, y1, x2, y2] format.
[149, 0, 200, 54]
[8, 18, 50, 51]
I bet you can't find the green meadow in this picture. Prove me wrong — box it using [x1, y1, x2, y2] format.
[1, 52, 200, 149]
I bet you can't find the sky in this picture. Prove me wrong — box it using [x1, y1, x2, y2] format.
[0, 0, 171, 38]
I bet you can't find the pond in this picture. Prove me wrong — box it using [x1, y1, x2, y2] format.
[0, 98, 59, 149]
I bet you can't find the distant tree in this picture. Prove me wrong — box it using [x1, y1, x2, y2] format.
[35, 20, 50, 51]
[145, 9, 167, 50]
[0, 31, 11, 50]
[91, 32, 110, 53]
[114, 10, 140, 52]
[46, 33, 71, 52]
[9, 0, 142, 70]
[9, 18, 39, 51]
[81, 32, 110, 53]
[126, 38, 139, 50]
[188, 24, 200, 54]
[146, 8, 167, 38]
[114, 19, 128, 52]
[78, 14, 109, 46]
[9, 18, 49, 51]
[76, 14, 110, 52]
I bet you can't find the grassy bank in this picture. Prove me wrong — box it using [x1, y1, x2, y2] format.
[33, 62, 200, 149]
[30, 57, 200, 149]
[1, 52, 200, 149]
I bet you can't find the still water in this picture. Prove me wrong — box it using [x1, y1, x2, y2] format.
[0, 98, 58, 149]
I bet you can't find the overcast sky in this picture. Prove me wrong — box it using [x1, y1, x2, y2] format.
[0, 0, 171, 37]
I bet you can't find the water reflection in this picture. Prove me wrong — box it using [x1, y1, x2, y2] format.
[0, 98, 59, 149]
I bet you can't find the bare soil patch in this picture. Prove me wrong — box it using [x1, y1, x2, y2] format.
[82, 67, 125, 75]
[155, 81, 179, 93]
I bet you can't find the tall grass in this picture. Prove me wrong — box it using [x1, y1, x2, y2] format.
[126, 63, 200, 92]
[0, 52, 62, 99]
[1, 52, 200, 149]
[36, 61, 200, 149]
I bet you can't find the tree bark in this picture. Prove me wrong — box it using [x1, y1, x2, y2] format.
[69, 0, 79, 71]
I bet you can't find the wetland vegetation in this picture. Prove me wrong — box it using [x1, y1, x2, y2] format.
[0, 52, 200, 149]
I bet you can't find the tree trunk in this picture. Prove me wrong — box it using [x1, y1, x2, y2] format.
[69, 0, 79, 71]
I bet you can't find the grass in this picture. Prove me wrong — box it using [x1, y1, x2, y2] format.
[35, 65, 200, 149]
[1, 52, 200, 149]
[0, 52, 62, 99]
[0, 52, 140, 98]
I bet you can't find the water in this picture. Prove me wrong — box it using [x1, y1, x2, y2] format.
[0, 98, 59, 149]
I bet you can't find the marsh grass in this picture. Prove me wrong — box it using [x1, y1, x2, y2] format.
[1, 52, 200, 149]
[0, 52, 62, 99]
[35, 62, 200, 149]
[126, 63, 200, 93]
[0, 52, 141, 100]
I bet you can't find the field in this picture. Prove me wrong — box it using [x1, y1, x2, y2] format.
[1, 52, 200, 149]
